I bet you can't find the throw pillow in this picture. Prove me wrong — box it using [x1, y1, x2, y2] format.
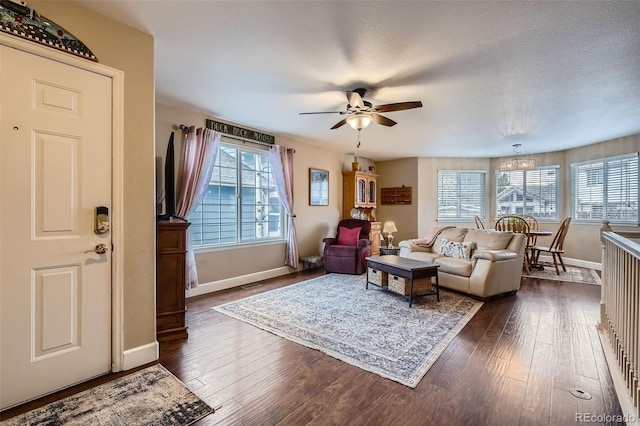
[338, 226, 361, 246]
[437, 237, 476, 259]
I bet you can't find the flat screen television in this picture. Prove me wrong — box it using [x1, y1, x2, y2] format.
[157, 132, 177, 221]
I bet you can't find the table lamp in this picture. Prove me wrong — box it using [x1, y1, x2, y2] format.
[383, 221, 398, 248]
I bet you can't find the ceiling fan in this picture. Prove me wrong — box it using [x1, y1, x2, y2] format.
[299, 88, 423, 131]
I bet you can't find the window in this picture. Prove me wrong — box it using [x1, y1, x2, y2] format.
[188, 141, 284, 247]
[495, 167, 558, 220]
[587, 169, 604, 186]
[570, 153, 638, 224]
[437, 171, 485, 220]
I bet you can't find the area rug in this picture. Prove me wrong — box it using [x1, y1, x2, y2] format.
[522, 265, 601, 285]
[1, 365, 213, 426]
[214, 274, 483, 388]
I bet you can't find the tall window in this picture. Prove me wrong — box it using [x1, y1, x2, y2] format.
[189, 141, 284, 247]
[570, 153, 638, 224]
[495, 167, 559, 220]
[437, 171, 485, 220]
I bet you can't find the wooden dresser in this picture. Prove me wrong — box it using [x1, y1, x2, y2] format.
[156, 220, 190, 341]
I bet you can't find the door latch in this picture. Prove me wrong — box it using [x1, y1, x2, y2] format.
[95, 206, 110, 235]
[85, 243, 108, 255]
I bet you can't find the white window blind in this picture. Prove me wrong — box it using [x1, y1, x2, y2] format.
[188, 140, 285, 247]
[570, 153, 639, 224]
[437, 171, 485, 220]
[495, 167, 559, 220]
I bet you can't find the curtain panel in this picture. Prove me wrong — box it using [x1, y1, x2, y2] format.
[268, 145, 299, 268]
[176, 127, 221, 289]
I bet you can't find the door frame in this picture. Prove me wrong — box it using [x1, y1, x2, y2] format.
[1, 34, 126, 372]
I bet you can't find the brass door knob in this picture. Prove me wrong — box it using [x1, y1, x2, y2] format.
[85, 243, 108, 255]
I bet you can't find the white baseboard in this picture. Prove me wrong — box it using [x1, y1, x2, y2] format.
[537, 255, 601, 271]
[186, 266, 293, 298]
[122, 341, 159, 370]
[597, 329, 639, 425]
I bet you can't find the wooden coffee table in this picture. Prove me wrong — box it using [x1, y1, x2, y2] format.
[365, 255, 440, 307]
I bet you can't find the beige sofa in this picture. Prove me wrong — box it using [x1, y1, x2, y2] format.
[398, 228, 526, 299]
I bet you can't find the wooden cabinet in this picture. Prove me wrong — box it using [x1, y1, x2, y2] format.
[342, 171, 378, 220]
[342, 171, 381, 255]
[156, 220, 190, 341]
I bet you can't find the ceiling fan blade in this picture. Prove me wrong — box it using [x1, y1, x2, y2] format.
[372, 113, 397, 127]
[330, 118, 349, 129]
[346, 91, 365, 109]
[374, 101, 423, 113]
[299, 111, 345, 115]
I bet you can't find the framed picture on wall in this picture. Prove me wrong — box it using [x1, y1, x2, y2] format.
[309, 168, 329, 206]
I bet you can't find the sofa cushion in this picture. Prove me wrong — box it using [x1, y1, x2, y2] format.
[338, 226, 361, 246]
[326, 244, 358, 257]
[433, 228, 468, 253]
[437, 237, 475, 259]
[404, 251, 442, 263]
[465, 229, 513, 250]
[435, 256, 474, 277]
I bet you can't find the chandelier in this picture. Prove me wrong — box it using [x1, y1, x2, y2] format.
[499, 143, 536, 171]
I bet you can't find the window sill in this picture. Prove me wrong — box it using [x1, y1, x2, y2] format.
[194, 239, 286, 254]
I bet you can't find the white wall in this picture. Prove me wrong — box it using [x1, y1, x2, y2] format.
[157, 100, 639, 284]
[377, 134, 640, 263]
[31, 1, 157, 351]
[155, 103, 346, 288]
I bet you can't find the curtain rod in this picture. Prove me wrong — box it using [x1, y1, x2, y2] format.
[174, 123, 294, 152]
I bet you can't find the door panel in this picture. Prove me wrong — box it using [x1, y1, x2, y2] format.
[0, 45, 112, 409]
[35, 132, 79, 235]
[34, 266, 79, 358]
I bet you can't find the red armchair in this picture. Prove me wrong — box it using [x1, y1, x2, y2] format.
[323, 219, 372, 275]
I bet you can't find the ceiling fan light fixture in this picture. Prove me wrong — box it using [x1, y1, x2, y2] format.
[499, 143, 537, 171]
[346, 113, 372, 131]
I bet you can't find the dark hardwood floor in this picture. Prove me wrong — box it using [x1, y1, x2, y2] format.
[1, 270, 623, 425]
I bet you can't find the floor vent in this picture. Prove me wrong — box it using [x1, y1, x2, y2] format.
[569, 388, 592, 400]
[242, 283, 262, 289]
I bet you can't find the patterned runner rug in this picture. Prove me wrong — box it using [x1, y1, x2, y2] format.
[1, 365, 213, 425]
[214, 274, 483, 388]
[522, 265, 601, 285]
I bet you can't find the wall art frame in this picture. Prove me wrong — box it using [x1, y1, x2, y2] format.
[309, 168, 329, 206]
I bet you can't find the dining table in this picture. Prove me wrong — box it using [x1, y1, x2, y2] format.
[529, 229, 553, 237]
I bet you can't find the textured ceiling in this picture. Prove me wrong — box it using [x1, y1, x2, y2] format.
[75, 1, 640, 160]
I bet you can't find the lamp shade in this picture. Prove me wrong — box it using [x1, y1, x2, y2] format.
[383, 221, 398, 233]
[347, 113, 372, 131]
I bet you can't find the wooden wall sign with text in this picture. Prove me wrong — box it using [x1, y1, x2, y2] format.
[206, 119, 275, 145]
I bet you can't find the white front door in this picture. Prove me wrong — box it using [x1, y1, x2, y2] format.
[0, 45, 112, 409]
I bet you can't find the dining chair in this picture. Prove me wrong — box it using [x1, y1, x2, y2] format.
[495, 215, 531, 272]
[529, 217, 572, 275]
[474, 215, 485, 229]
[520, 215, 539, 245]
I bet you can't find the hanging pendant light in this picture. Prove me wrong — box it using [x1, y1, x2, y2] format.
[346, 112, 372, 131]
[499, 143, 536, 171]
[346, 113, 372, 148]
